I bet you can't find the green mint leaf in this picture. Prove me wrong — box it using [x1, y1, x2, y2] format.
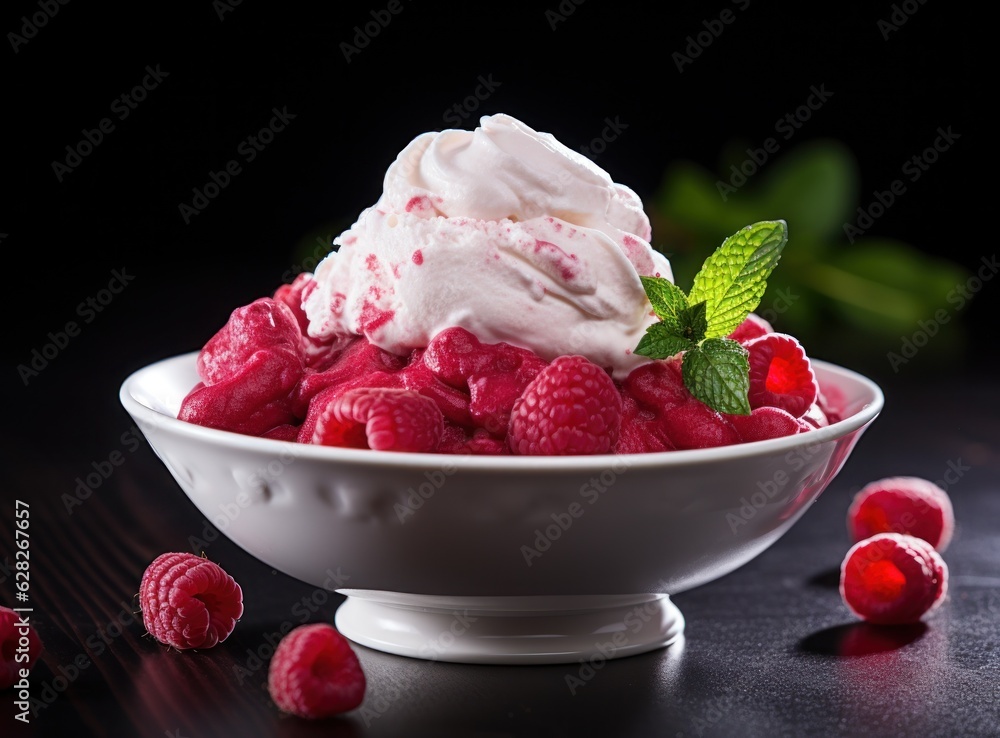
[682, 337, 751, 415]
[679, 301, 708, 344]
[640, 276, 689, 330]
[688, 220, 788, 339]
[634, 322, 695, 359]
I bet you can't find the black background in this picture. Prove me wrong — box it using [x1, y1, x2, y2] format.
[4, 0, 988, 414]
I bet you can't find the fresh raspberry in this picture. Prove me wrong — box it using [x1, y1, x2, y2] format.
[273, 274, 349, 371]
[439, 425, 511, 455]
[744, 333, 819, 418]
[727, 313, 774, 344]
[139, 552, 243, 650]
[725, 406, 801, 443]
[659, 400, 741, 450]
[1, 605, 43, 689]
[847, 477, 955, 551]
[196, 298, 303, 386]
[424, 327, 547, 435]
[296, 371, 402, 444]
[840, 533, 948, 624]
[423, 327, 493, 387]
[799, 402, 830, 429]
[267, 623, 366, 718]
[509, 355, 621, 455]
[312, 388, 444, 452]
[292, 337, 405, 418]
[261, 424, 300, 441]
[178, 348, 301, 436]
[614, 393, 674, 454]
[398, 351, 473, 427]
[622, 358, 689, 413]
[272, 273, 313, 334]
[817, 386, 846, 424]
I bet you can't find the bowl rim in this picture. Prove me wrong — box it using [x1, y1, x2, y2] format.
[120, 351, 884, 473]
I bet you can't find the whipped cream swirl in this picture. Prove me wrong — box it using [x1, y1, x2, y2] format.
[304, 114, 673, 377]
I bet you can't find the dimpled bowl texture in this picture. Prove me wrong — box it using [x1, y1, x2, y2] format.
[120, 351, 882, 663]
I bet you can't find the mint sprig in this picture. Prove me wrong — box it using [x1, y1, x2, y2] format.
[634, 220, 788, 415]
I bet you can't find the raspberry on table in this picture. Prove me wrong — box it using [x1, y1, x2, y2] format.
[1, 605, 42, 690]
[840, 532, 948, 624]
[847, 476, 955, 551]
[744, 332, 819, 418]
[312, 387, 444, 452]
[139, 552, 244, 650]
[267, 623, 366, 719]
[508, 355, 622, 455]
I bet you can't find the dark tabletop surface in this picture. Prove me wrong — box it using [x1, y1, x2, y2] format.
[3, 374, 998, 738]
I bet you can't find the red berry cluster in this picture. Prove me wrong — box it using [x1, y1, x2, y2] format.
[840, 477, 954, 624]
[179, 274, 836, 455]
[138, 552, 364, 719]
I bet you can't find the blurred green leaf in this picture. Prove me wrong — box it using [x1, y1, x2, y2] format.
[650, 139, 969, 376]
[754, 140, 857, 244]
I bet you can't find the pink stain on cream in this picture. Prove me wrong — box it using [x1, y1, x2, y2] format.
[301, 114, 676, 379]
[532, 239, 579, 282]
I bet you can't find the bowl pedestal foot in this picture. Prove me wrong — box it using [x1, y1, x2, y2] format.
[334, 590, 685, 665]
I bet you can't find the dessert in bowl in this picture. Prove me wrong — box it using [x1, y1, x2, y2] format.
[120, 115, 884, 663]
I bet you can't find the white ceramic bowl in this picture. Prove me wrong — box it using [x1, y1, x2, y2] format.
[120, 352, 883, 664]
